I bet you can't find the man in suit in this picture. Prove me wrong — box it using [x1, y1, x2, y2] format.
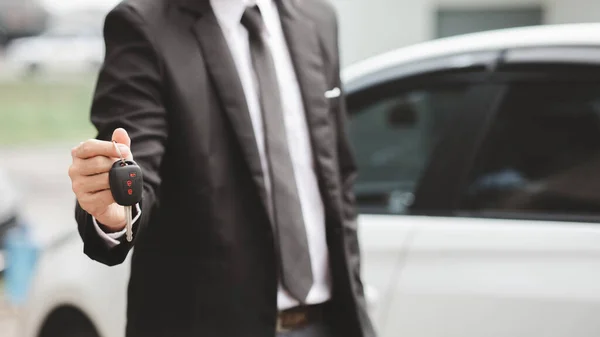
[68, 0, 375, 336]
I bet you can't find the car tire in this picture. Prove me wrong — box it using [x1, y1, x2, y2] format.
[38, 306, 100, 337]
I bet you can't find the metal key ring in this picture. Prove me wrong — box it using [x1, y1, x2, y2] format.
[112, 140, 127, 166]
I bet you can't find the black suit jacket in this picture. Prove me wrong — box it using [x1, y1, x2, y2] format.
[75, 0, 375, 336]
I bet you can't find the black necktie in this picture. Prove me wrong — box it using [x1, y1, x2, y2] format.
[241, 6, 313, 302]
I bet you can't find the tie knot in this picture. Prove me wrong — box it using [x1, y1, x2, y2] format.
[241, 5, 264, 39]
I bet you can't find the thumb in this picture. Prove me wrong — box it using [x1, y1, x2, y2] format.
[112, 128, 133, 160]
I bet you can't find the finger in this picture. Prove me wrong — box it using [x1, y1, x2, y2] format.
[112, 128, 133, 161]
[79, 189, 115, 215]
[74, 156, 116, 176]
[75, 139, 130, 160]
[71, 142, 82, 158]
[89, 189, 116, 208]
[75, 173, 110, 194]
[112, 128, 131, 147]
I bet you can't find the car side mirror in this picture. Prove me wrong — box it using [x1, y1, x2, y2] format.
[387, 100, 418, 127]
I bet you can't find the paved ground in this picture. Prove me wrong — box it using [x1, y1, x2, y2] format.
[0, 142, 75, 337]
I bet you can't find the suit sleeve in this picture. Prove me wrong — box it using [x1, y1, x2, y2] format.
[329, 10, 376, 337]
[335, 70, 365, 294]
[75, 4, 167, 266]
[326, 7, 361, 291]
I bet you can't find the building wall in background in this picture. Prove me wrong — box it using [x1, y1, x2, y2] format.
[332, 0, 600, 67]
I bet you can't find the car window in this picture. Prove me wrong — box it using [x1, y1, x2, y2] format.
[458, 82, 600, 219]
[347, 82, 475, 214]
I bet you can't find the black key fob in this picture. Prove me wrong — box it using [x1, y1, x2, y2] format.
[109, 160, 143, 206]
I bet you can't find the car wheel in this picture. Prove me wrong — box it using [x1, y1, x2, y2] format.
[38, 306, 100, 337]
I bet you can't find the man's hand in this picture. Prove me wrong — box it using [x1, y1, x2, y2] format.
[69, 128, 133, 231]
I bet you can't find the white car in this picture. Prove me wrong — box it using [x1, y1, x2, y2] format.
[16, 23, 600, 337]
[0, 168, 21, 274]
[3, 21, 104, 78]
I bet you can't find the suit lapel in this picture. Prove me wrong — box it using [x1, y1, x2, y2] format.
[277, 1, 340, 207]
[178, 0, 340, 216]
[180, 1, 271, 219]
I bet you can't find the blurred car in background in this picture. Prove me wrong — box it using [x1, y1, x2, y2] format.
[0, 0, 49, 46]
[0, 168, 21, 276]
[15, 23, 600, 337]
[3, 16, 104, 78]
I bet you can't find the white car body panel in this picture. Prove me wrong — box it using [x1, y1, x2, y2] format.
[356, 215, 415, 328]
[20, 234, 129, 337]
[379, 217, 600, 337]
[18, 23, 600, 337]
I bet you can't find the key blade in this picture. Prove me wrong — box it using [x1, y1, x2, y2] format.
[125, 206, 133, 242]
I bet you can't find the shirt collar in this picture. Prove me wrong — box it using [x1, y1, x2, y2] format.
[210, 0, 274, 35]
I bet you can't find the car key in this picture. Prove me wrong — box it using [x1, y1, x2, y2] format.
[109, 141, 143, 242]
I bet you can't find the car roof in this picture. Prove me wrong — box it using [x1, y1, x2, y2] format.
[342, 23, 600, 84]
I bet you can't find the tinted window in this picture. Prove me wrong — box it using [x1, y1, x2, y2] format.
[459, 83, 600, 218]
[348, 82, 473, 214]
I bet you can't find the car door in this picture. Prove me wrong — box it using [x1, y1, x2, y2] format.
[343, 56, 500, 334]
[389, 47, 600, 337]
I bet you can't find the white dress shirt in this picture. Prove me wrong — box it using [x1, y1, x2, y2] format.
[93, 0, 331, 311]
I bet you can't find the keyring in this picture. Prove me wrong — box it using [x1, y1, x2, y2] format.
[112, 140, 127, 166]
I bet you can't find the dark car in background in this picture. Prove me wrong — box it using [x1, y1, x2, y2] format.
[0, 0, 49, 46]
